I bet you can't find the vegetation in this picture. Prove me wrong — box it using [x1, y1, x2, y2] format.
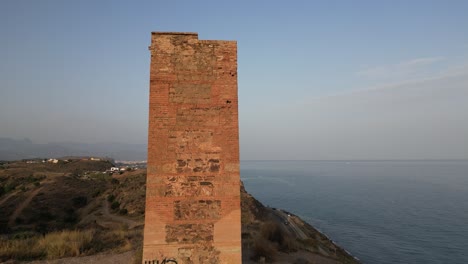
[0, 229, 93, 261]
[249, 221, 298, 261]
[111, 200, 121, 210]
[252, 236, 277, 262]
[0, 228, 143, 261]
[72, 196, 88, 208]
[260, 221, 297, 253]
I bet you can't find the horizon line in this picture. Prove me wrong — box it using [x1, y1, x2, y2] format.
[240, 159, 468, 162]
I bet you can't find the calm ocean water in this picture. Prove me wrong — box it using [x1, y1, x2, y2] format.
[240, 160, 468, 264]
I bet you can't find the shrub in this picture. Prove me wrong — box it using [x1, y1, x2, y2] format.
[119, 208, 128, 215]
[26, 175, 39, 183]
[279, 235, 297, 252]
[260, 221, 297, 253]
[72, 196, 88, 208]
[38, 210, 54, 221]
[92, 190, 101, 197]
[11, 231, 37, 240]
[107, 194, 115, 202]
[111, 178, 120, 184]
[63, 214, 78, 224]
[251, 237, 276, 262]
[111, 201, 120, 210]
[261, 222, 284, 244]
[4, 182, 17, 193]
[63, 208, 78, 223]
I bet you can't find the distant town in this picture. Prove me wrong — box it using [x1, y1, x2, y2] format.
[16, 156, 147, 173]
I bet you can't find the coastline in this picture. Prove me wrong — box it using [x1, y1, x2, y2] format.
[241, 182, 360, 264]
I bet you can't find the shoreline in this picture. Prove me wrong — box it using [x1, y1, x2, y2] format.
[241, 182, 360, 263]
[291, 212, 361, 263]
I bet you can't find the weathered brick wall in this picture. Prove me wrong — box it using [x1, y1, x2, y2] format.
[143, 32, 241, 264]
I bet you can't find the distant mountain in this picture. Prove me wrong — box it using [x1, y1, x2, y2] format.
[0, 138, 147, 161]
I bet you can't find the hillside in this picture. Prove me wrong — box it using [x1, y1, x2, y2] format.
[0, 160, 359, 264]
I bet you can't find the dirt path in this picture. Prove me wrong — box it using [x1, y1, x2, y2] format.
[0, 190, 19, 207]
[102, 200, 143, 229]
[8, 187, 43, 226]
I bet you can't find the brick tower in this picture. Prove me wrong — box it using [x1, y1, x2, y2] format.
[143, 32, 241, 263]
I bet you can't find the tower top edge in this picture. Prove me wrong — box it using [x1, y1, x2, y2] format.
[151, 31, 198, 36]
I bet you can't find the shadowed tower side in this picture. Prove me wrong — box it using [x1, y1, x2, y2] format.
[143, 32, 241, 263]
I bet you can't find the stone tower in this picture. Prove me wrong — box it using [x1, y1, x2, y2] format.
[143, 32, 241, 263]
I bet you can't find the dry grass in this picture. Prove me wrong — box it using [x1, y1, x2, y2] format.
[39, 229, 94, 259]
[0, 236, 44, 260]
[105, 227, 140, 253]
[0, 229, 94, 261]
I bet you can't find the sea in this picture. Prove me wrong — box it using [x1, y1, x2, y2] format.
[240, 160, 468, 264]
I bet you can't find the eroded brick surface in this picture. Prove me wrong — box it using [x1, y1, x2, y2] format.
[174, 200, 221, 220]
[143, 32, 241, 264]
[178, 245, 220, 264]
[166, 224, 214, 244]
[164, 176, 215, 197]
[175, 158, 220, 173]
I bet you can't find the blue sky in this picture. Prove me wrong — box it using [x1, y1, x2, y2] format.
[1, 0, 467, 159]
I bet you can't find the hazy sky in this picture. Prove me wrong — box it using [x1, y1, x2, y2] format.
[1, 0, 467, 160]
